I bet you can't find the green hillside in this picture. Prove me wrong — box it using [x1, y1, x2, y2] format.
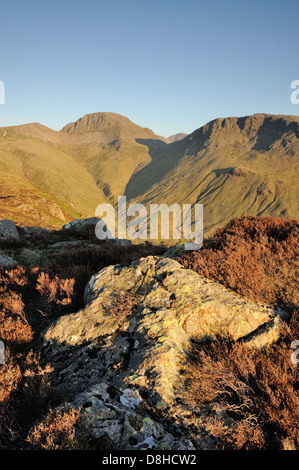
[0, 113, 163, 228]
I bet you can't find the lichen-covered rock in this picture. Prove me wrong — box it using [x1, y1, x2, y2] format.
[0, 219, 19, 240]
[43, 256, 287, 409]
[72, 382, 195, 450]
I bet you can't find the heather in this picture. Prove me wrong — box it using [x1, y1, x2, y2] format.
[178, 216, 299, 449]
[178, 216, 299, 309]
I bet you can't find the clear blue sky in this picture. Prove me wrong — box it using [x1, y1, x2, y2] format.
[0, 0, 298, 137]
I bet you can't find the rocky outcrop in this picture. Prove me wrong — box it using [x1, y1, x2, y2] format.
[72, 382, 194, 450]
[42, 256, 287, 449]
[62, 217, 131, 245]
[0, 220, 19, 240]
[45, 201, 66, 221]
[62, 217, 104, 232]
[22, 226, 51, 237]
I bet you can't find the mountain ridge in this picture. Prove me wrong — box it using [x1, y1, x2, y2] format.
[0, 112, 298, 236]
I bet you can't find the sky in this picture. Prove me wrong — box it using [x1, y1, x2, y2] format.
[0, 0, 298, 137]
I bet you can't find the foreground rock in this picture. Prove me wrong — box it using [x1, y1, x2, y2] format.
[0, 220, 19, 240]
[72, 383, 194, 450]
[42, 256, 287, 449]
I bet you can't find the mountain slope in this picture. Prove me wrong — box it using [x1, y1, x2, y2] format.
[60, 112, 167, 203]
[166, 133, 188, 143]
[130, 114, 299, 235]
[0, 123, 104, 227]
[0, 113, 166, 227]
[0, 112, 298, 236]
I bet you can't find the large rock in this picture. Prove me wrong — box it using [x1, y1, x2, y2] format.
[62, 217, 106, 233]
[62, 217, 131, 245]
[0, 220, 19, 240]
[41, 255, 289, 449]
[62, 217, 108, 237]
[43, 256, 287, 408]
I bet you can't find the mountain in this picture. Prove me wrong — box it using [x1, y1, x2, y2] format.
[166, 133, 188, 143]
[0, 113, 164, 228]
[129, 113, 299, 235]
[0, 112, 298, 236]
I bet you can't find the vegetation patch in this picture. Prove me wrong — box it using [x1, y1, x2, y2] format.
[178, 216, 299, 449]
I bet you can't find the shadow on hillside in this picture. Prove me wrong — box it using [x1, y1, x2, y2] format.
[124, 138, 181, 201]
[252, 116, 299, 151]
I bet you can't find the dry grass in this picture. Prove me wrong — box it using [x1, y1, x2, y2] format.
[26, 404, 82, 450]
[36, 272, 75, 305]
[178, 216, 299, 309]
[108, 291, 142, 321]
[183, 324, 299, 449]
[0, 267, 33, 345]
[179, 216, 299, 449]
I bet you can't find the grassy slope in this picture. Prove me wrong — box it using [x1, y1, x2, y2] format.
[0, 124, 102, 227]
[0, 114, 163, 227]
[61, 113, 162, 204]
[130, 114, 299, 236]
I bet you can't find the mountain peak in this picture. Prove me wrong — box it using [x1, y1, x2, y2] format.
[0, 112, 298, 235]
[59, 112, 164, 145]
[184, 113, 299, 152]
[166, 133, 188, 143]
[60, 112, 133, 134]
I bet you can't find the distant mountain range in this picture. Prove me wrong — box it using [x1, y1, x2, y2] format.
[0, 112, 298, 237]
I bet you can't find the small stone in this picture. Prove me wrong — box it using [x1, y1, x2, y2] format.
[119, 389, 143, 410]
[0, 255, 18, 268]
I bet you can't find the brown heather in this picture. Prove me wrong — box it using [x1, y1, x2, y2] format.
[178, 216, 299, 309]
[0, 262, 73, 446]
[179, 216, 299, 450]
[108, 291, 142, 320]
[0, 268, 33, 345]
[0, 351, 22, 405]
[36, 272, 75, 306]
[26, 405, 82, 450]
